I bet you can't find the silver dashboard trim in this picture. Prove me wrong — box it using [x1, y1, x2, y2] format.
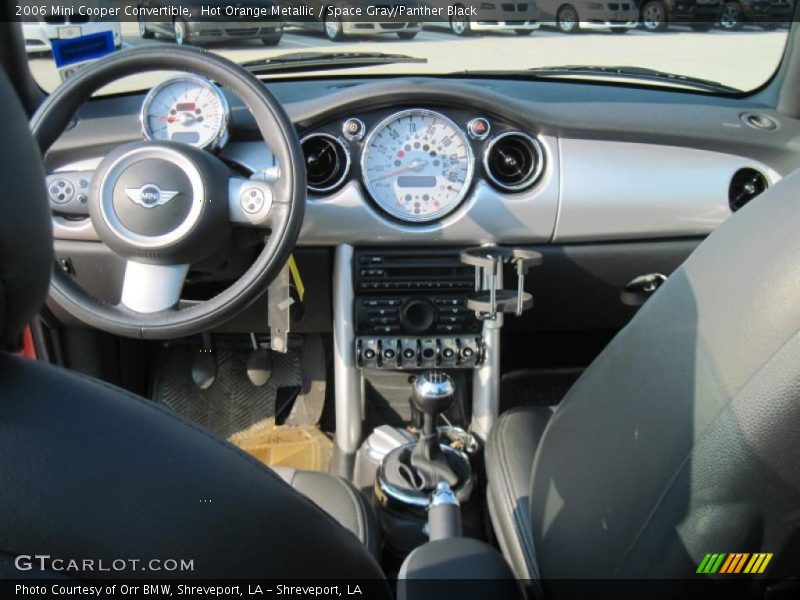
[301, 133, 559, 245]
[471, 258, 503, 440]
[333, 245, 363, 455]
[52, 136, 781, 245]
[553, 139, 782, 243]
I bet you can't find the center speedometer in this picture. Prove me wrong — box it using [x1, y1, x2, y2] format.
[361, 109, 474, 223]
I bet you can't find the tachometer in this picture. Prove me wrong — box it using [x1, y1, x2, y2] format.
[141, 75, 229, 151]
[361, 109, 474, 223]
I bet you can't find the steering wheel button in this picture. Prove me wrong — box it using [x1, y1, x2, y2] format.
[241, 187, 266, 214]
[49, 178, 75, 204]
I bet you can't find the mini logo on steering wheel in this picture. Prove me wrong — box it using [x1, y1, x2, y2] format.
[125, 184, 180, 208]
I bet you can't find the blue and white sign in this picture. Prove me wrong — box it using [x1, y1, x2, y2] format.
[52, 31, 116, 81]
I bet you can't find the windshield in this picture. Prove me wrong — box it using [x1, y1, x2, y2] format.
[20, 0, 793, 95]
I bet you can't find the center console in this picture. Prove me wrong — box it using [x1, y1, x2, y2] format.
[338, 243, 541, 562]
[353, 248, 485, 370]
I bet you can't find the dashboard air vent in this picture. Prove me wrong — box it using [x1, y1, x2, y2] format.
[729, 168, 768, 212]
[301, 133, 350, 194]
[483, 132, 544, 192]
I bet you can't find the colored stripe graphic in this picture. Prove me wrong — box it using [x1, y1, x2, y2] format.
[696, 554, 713, 574]
[698, 553, 774, 575]
[733, 553, 750, 573]
[710, 553, 726, 573]
[721, 553, 739, 574]
[719, 554, 735, 574]
[757, 553, 773, 574]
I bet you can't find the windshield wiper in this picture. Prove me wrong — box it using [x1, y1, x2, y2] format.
[525, 65, 741, 95]
[240, 52, 426, 75]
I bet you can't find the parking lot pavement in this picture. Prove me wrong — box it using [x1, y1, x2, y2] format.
[28, 21, 787, 94]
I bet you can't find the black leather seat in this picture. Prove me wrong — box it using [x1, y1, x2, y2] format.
[485, 407, 552, 581]
[0, 68, 387, 589]
[486, 165, 800, 591]
[273, 467, 381, 557]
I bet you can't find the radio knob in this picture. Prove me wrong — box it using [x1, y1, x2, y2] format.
[402, 299, 435, 334]
[403, 348, 416, 360]
[364, 348, 376, 360]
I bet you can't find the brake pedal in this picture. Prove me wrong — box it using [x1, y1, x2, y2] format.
[246, 333, 273, 387]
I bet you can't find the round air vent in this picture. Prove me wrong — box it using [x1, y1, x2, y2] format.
[483, 132, 544, 192]
[300, 133, 350, 194]
[729, 168, 768, 212]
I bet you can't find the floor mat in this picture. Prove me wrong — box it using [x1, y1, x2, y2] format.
[500, 368, 583, 411]
[229, 418, 332, 472]
[151, 344, 302, 440]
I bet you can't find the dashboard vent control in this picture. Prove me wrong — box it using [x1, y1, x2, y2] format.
[741, 112, 779, 131]
[729, 168, 768, 212]
[301, 133, 350, 194]
[483, 132, 544, 192]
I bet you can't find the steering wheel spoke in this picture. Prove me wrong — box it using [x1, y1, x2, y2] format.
[120, 261, 189, 314]
[47, 170, 93, 217]
[228, 176, 276, 227]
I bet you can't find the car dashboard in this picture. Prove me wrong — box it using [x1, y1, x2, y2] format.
[42, 70, 800, 453]
[48, 75, 792, 249]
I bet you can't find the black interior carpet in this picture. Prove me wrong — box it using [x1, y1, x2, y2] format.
[500, 368, 583, 411]
[151, 343, 302, 439]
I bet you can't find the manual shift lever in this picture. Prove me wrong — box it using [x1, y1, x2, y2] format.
[410, 371, 459, 488]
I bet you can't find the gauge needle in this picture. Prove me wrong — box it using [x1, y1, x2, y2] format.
[154, 113, 198, 125]
[376, 158, 427, 181]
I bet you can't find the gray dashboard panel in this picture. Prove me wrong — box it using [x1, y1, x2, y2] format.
[554, 139, 781, 242]
[224, 136, 559, 245]
[47, 76, 800, 245]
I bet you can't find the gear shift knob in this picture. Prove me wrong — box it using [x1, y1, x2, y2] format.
[410, 371, 458, 487]
[413, 371, 455, 417]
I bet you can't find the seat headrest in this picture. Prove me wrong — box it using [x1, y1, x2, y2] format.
[0, 69, 53, 350]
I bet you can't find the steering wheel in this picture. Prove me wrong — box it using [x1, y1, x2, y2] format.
[31, 47, 305, 339]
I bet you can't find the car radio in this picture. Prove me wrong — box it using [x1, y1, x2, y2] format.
[353, 248, 480, 336]
[353, 248, 483, 370]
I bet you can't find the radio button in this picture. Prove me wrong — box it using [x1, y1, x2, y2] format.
[375, 325, 401, 333]
[370, 317, 399, 325]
